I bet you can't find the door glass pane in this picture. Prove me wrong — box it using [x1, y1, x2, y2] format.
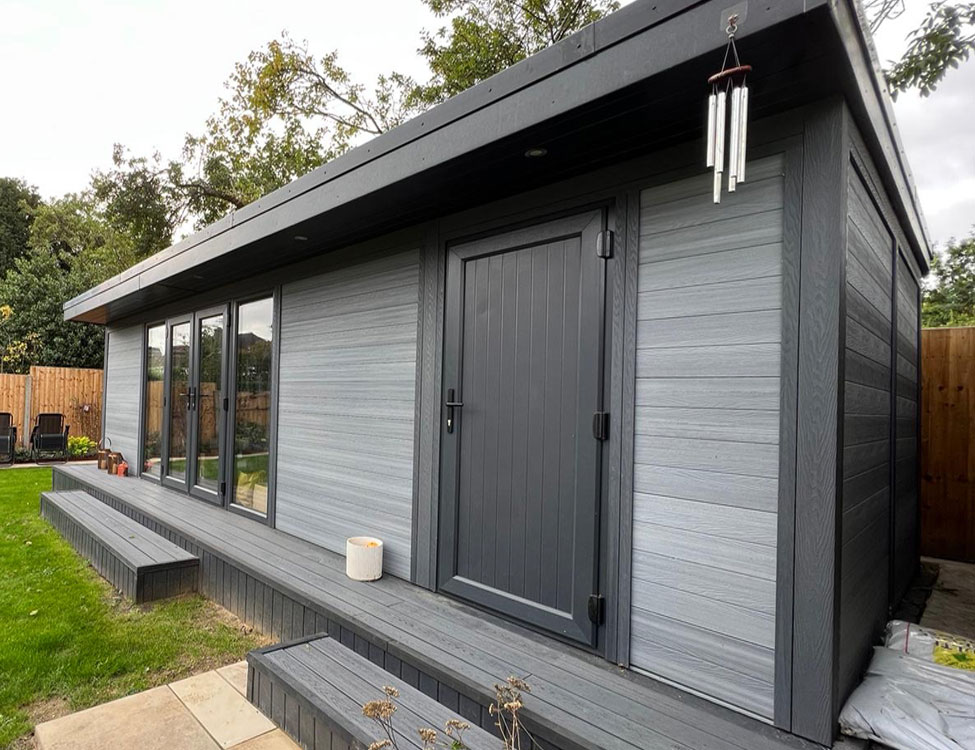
[167, 322, 191, 480]
[195, 314, 223, 492]
[143, 325, 166, 477]
[232, 298, 272, 514]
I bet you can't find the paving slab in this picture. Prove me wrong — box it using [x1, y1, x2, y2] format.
[171, 669, 275, 748]
[217, 660, 249, 696]
[230, 730, 302, 749]
[34, 685, 219, 750]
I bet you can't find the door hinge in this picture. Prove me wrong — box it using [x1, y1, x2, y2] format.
[223, 397, 229, 411]
[596, 230, 614, 259]
[588, 594, 605, 625]
[592, 411, 610, 440]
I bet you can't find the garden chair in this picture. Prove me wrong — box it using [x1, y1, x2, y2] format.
[0, 413, 15, 464]
[30, 413, 69, 462]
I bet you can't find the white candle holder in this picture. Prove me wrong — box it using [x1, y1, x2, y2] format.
[346, 537, 383, 581]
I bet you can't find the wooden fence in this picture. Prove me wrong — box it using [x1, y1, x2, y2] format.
[921, 326, 975, 561]
[0, 366, 103, 447]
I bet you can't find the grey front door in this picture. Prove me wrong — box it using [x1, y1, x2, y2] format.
[439, 210, 606, 646]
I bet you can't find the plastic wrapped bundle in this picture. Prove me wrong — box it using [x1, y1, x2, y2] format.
[839, 646, 975, 750]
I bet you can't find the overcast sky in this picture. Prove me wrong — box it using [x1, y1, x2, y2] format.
[0, 0, 971, 248]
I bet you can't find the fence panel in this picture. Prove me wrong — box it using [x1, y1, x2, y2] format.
[0, 373, 28, 443]
[921, 326, 975, 561]
[29, 366, 104, 446]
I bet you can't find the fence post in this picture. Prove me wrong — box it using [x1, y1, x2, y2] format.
[22, 373, 31, 448]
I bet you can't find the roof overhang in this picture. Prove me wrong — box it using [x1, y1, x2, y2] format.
[65, 0, 930, 325]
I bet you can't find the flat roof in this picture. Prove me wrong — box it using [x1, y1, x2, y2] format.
[66, 0, 930, 324]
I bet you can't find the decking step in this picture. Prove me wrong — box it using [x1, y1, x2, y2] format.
[41, 490, 199, 602]
[248, 634, 500, 750]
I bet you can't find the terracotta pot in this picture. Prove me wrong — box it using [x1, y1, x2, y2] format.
[117, 461, 128, 477]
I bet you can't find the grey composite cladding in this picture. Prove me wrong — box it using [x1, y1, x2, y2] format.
[838, 164, 899, 705]
[274, 249, 420, 579]
[103, 325, 143, 466]
[629, 154, 785, 719]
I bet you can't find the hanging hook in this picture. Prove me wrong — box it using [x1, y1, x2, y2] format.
[726, 14, 739, 37]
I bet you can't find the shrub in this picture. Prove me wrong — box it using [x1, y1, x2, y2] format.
[67, 435, 97, 458]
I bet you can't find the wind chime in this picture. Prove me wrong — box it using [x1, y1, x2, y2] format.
[706, 15, 751, 203]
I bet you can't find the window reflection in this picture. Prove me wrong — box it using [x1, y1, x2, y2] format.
[195, 315, 223, 492]
[232, 298, 272, 514]
[143, 325, 166, 477]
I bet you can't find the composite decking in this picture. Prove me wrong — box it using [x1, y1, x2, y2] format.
[52, 465, 822, 750]
[249, 634, 499, 750]
[41, 488, 198, 602]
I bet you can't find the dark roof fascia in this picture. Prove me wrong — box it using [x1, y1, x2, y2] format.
[832, 0, 932, 269]
[65, 0, 832, 323]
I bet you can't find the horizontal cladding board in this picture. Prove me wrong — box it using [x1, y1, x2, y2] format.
[638, 213, 783, 264]
[847, 252, 891, 322]
[637, 310, 781, 349]
[632, 548, 776, 615]
[848, 173, 893, 263]
[275, 250, 419, 579]
[639, 155, 785, 206]
[634, 435, 778, 478]
[845, 348, 891, 392]
[632, 520, 776, 583]
[636, 343, 780, 379]
[630, 612, 774, 718]
[634, 377, 780, 410]
[638, 244, 783, 292]
[105, 325, 143, 466]
[843, 487, 889, 545]
[631, 579, 774, 648]
[843, 440, 890, 480]
[633, 406, 779, 444]
[633, 494, 777, 546]
[847, 221, 893, 302]
[640, 176, 785, 237]
[631, 155, 784, 719]
[846, 315, 891, 367]
[633, 464, 778, 513]
[847, 284, 892, 346]
[637, 276, 781, 321]
[845, 382, 890, 416]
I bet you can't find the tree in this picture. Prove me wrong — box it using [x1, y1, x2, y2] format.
[868, 1, 975, 96]
[0, 177, 41, 278]
[135, 1, 618, 225]
[922, 230, 975, 327]
[413, 0, 619, 104]
[0, 194, 140, 372]
[90, 145, 180, 258]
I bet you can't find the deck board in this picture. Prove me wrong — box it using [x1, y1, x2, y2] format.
[52, 465, 819, 750]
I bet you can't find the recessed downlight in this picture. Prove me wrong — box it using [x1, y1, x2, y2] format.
[294, 235, 309, 241]
[524, 147, 548, 158]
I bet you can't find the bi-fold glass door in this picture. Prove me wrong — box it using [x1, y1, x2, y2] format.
[157, 306, 228, 503]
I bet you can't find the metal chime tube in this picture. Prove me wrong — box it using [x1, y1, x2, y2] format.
[728, 86, 740, 191]
[706, 92, 717, 167]
[737, 84, 749, 182]
[713, 89, 726, 203]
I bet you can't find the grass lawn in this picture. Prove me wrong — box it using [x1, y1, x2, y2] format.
[0, 468, 268, 748]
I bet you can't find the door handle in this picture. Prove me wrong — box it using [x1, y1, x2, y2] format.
[446, 388, 463, 433]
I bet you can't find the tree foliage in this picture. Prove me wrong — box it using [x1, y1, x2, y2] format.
[922, 231, 975, 327]
[869, 1, 975, 96]
[0, 194, 141, 373]
[414, 0, 618, 103]
[0, 178, 41, 278]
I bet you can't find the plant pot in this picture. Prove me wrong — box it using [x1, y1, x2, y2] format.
[346, 537, 383, 581]
[106, 452, 122, 474]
